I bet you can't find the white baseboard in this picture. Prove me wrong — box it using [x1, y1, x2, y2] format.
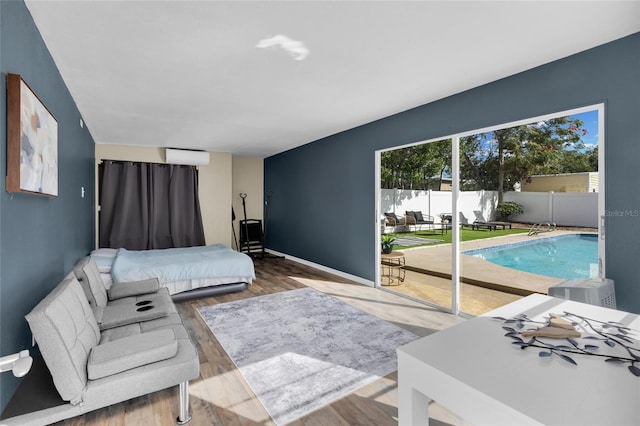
[265, 249, 375, 287]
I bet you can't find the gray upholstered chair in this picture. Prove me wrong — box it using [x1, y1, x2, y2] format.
[4, 275, 200, 425]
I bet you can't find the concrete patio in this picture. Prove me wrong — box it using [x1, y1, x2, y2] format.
[385, 230, 597, 315]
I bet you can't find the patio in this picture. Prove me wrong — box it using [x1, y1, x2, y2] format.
[386, 230, 595, 315]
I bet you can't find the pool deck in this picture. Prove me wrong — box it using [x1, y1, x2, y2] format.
[401, 230, 596, 296]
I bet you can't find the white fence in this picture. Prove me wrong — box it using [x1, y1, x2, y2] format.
[381, 189, 598, 227]
[381, 189, 498, 223]
[505, 191, 598, 227]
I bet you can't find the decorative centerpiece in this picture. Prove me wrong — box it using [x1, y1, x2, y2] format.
[381, 235, 396, 254]
[494, 312, 640, 376]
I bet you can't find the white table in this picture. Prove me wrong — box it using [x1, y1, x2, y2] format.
[398, 294, 640, 425]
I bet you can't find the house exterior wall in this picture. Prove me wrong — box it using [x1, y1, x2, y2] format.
[589, 172, 599, 192]
[522, 172, 598, 192]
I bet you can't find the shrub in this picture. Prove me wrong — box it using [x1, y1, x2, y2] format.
[496, 201, 523, 221]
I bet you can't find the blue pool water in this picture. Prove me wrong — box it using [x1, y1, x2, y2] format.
[464, 234, 598, 279]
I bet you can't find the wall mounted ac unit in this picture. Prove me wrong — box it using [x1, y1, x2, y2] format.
[165, 148, 210, 166]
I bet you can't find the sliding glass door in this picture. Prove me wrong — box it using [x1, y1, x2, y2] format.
[376, 104, 605, 316]
[377, 138, 455, 312]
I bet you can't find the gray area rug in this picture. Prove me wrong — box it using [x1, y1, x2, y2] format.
[198, 287, 418, 425]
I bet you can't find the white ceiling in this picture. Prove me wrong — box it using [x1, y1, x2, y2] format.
[25, 1, 640, 158]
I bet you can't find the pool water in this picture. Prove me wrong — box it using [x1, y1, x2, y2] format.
[464, 234, 598, 279]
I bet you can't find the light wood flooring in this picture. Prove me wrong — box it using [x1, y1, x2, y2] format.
[55, 258, 466, 426]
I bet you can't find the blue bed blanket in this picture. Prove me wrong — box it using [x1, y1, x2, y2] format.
[111, 244, 255, 284]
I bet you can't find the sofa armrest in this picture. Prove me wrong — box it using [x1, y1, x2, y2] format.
[404, 215, 417, 225]
[94, 302, 171, 330]
[88, 329, 178, 380]
[423, 215, 435, 223]
[108, 278, 160, 300]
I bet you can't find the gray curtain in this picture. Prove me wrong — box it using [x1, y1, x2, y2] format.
[99, 161, 206, 249]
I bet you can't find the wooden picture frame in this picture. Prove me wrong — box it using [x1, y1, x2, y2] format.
[6, 73, 58, 197]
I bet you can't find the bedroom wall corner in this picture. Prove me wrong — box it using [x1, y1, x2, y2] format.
[232, 156, 264, 247]
[199, 152, 232, 246]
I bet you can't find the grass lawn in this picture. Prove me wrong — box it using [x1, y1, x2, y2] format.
[389, 227, 530, 249]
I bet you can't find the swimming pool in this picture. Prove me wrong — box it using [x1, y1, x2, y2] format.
[464, 234, 598, 279]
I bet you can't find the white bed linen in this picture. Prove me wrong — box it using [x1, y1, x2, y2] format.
[95, 245, 254, 296]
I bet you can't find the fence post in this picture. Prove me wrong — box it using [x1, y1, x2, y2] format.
[548, 191, 554, 222]
[393, 188, 397, 215]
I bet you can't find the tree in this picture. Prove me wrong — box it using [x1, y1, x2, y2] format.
[460, 134, 498, 190]
[381, 139, 451, 190]
[460, 117, 590, 202]
[381, 116, 594, 198]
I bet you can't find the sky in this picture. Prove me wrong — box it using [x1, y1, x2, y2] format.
[474, 109, 599, 155]
[569, 110, 599, 149]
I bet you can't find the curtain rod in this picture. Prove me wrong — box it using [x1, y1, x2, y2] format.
[99, 159, 194, 168]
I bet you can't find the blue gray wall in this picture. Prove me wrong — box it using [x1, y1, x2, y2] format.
[265, 33, 640, 313]
[0, 1, 95, 411]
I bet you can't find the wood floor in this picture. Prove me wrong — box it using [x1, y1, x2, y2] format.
[56, 258, 466, 426]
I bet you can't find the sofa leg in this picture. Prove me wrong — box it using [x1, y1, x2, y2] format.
[176, 381, 192, 424]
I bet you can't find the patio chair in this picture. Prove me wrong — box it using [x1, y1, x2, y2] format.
[405, 211, 435, 233]
[460, 212, 495, 231]
[473, 210, 512, 230]
[384, 212, 407, 232]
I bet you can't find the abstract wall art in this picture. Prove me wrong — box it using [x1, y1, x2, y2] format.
[6, 73, 58, 197]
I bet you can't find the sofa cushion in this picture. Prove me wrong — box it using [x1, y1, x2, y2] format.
[25, 277, 100, 404]
[384, 212, 402, 224]
[82, 339, 199, 414]
[87, 329, 178, 380]
[414, 211, 425, 222]
[99, 313, 187, 343]
[108, 278, 160, 300]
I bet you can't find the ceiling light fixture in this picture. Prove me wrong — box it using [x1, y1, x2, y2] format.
[256, 34, 309, 61]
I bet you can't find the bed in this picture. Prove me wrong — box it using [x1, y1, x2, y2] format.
[90, 244, 255, 302]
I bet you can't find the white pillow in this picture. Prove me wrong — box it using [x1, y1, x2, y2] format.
[90, 248, 118, 258]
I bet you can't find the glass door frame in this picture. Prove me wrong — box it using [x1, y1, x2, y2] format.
[375, 103, 605, 316]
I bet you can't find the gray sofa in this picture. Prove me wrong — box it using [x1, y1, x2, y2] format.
[1, 264, 200, 425]
[73, 255, 177, 329]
